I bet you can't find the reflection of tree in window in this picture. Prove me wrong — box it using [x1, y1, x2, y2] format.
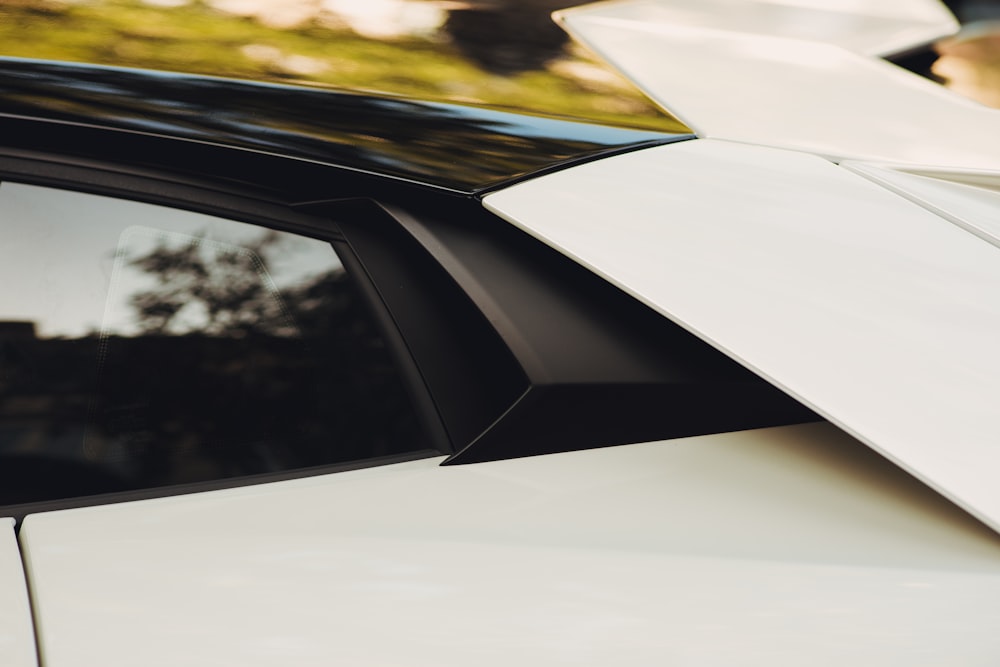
[83, 227, 425, 494]
[125, 230, 300, 338]
[0, 186, 429, 506]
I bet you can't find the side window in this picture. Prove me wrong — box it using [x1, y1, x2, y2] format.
[0, 182, 430, 506]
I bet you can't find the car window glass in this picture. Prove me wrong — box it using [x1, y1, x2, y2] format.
[0, 182, 429, 505]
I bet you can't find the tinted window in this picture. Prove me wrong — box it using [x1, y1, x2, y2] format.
[0, 183, 429, 504]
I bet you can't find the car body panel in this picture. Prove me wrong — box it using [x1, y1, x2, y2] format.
[0, 58, 690, 195]
[558, 0, 958, 58]
[557, 0, 1000, 170]
[18, 423, 1000, 667]
[483, 138, 1000, 534]
[0, 518, 38, 667]
[843, 162, 1000, 248]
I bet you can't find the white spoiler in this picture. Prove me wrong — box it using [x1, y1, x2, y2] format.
[487, 0, 1000, 532]
[484, 137, 1000, 535]
[555, 0, 1000, 170]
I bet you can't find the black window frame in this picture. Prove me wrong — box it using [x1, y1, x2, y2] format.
[0, 130, 819, 525]
[0, 153, 454, 524]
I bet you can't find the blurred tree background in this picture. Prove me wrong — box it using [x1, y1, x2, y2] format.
[0, 0, 686, 130]
[2, 0, 998, 123]
[934, 0, 1000, 107]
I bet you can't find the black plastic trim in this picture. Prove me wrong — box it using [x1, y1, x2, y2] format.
[447, 383, 817, 464]
[332, 235, 453, 455]
[346, 199, 821, 464]
[6, 449, 441, 530]
[326, 200, 529, 450]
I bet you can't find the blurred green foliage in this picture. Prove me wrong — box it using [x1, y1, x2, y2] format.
[0, 0, 687, 131]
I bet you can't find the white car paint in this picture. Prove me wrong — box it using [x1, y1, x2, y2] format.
[557, 0, 958, 57]
[0, 518, 39, 667]
[556, 0, 1000, 170]
[843, 162, 1000, 248]
[483, 138, 1000, 535]
[18, 423, 1000, 666]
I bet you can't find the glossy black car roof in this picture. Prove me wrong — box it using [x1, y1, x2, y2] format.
[0, 58, 693, 194]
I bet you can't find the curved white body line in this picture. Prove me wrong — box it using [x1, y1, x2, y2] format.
[843, 163, 1000, 249]
[483, 139, 1000, 534]
[19, 424, 1000, 666]
[557, 0, 1000, 170]
[0, 518, 38, 667]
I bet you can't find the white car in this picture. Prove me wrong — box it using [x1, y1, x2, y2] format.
[1, 1, 999, 665]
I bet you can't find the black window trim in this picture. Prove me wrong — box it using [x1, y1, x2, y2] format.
[0, 154, 454, 525]
[3, 449, 442, 530]
[0, 142, 820, 524]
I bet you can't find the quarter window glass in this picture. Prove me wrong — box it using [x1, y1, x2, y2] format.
[0, 183, 428, 504]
